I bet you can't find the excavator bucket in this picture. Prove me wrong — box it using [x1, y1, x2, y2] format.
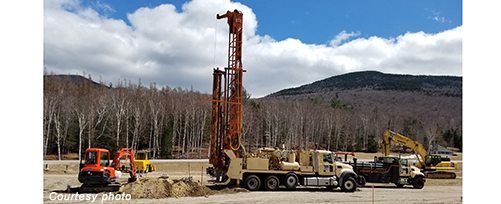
[128, 176, 137, 183]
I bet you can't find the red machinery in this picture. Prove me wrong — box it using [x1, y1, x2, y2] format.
[208, 10, 245, 182]
[77, 148, 137, 192]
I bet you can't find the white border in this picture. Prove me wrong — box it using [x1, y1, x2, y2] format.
[464, 0, 501, 203]
[0, 1, 43, 203]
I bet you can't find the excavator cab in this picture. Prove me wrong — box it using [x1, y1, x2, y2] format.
[426, 155, 443, 166]
[78, 148, 117, 185]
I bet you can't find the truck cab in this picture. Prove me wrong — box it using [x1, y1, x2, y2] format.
[312, 150, 358, 187]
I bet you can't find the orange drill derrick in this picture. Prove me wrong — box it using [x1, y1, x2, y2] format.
[209, 10, 245, 176]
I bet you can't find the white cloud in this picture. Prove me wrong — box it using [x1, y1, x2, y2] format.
[329, 31, 360, 47]
[44, 0, 462, 97]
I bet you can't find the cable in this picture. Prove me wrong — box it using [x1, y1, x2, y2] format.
[213, 18, 217, 68]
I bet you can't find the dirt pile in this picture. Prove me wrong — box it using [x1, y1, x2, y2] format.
[170, 177, 213, 197]
[119, 177, 214, 199]
[119, 177, 169, 198]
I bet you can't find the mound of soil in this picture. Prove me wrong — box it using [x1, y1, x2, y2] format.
[119, 177, 214, 199]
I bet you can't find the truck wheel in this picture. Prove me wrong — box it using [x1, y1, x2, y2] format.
[264, 175, 280, 191]
[284, 173, 298, 189]
[341, 177, 357, 192]
[412, 176, 425, 189]
[395, 183, 404, 188]
[358, 176, 366, 187]
[244, 175, 261, 191]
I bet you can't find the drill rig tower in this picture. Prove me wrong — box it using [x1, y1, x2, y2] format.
[208, 10, 245, 183]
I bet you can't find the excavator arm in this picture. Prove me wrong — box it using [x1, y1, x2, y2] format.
[112, 148, 137, 182]
[382, 130, 428, 168]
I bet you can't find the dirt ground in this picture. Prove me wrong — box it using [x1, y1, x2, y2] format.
[44, 173, 462, 204]
[129, 185, 462, 204]
[43, 155, 462, 204]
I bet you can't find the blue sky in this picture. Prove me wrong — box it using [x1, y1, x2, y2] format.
[82, 0, 462, 44]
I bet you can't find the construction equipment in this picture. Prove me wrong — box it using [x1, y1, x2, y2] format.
[207, 10, 359, 192]
[134, 150, 157, 173]
[382, 130, 458, 179]
[208, 9, 245, 183]
[336, 152, 425, 189]
[77, 148, 137, 192]
[229, 148, 359, 191]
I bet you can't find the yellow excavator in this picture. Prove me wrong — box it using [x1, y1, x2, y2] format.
[382, 130, 458, 179]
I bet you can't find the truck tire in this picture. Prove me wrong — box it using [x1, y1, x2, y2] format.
[412, 176, 425, 189]
[284, 173, 298, 189]
[358, 176, 366, 187]
[264, 175, 280, 191]
[244, 175, 261, 191]
[395, 183, 404, 188]
[341, 177, 357, 192]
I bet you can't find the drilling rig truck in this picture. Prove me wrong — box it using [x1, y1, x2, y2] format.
[206, 10, 359, 192]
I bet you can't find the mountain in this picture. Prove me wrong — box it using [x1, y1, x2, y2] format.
[268, 71, 462, 97]
[44, 74, 109, 88]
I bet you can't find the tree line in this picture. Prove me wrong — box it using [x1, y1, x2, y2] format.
[43, 75, 462, 160]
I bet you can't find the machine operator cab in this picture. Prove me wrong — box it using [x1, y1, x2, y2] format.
[318, 151, 336, 176]
[85, 149, 111, 166]
[78, 148, 120, 185]
[80, 148, 111, 169]
[312, 150, 354, 177]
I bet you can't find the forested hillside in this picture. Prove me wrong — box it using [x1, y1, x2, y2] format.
[259, 71, 462, 153]
[43, 72, 462, 160]
[271, 71, 462, 97]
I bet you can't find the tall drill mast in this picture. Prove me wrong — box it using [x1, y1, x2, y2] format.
[209, 10, 245, 177]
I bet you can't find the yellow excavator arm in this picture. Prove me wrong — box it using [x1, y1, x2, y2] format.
[382, 130, 428, 168]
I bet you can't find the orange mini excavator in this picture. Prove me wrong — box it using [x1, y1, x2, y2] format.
[77, 148, 137, 192]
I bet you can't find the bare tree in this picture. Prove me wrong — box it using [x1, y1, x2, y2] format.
[74, 108, 88, 162]
[111, 87, 126, 148]
[43, 97, 57, 158]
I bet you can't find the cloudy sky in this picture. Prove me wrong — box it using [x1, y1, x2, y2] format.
[44, 0, 462, 97]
